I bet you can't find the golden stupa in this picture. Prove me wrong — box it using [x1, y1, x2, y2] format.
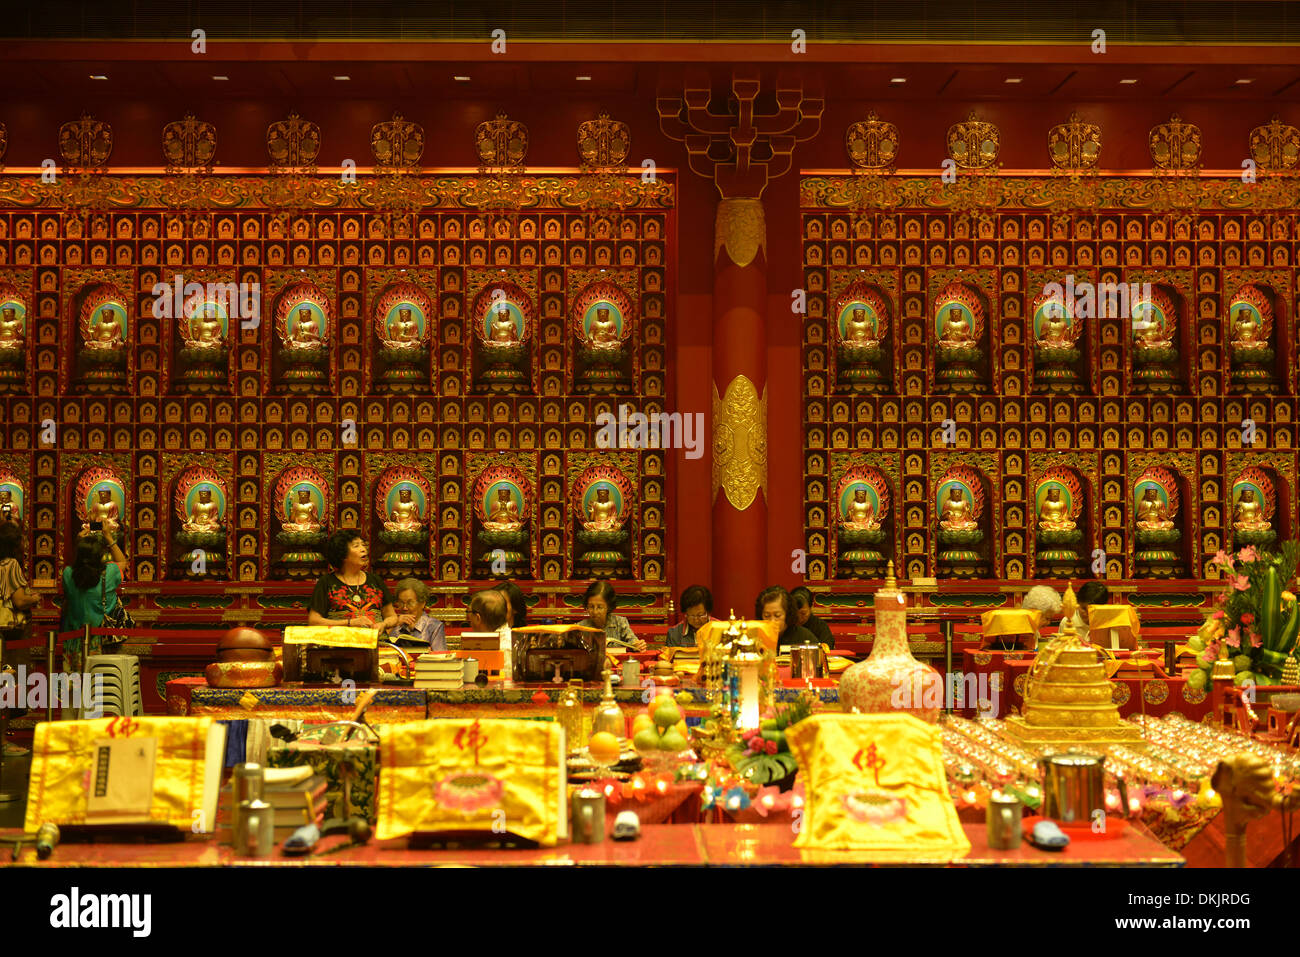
[1003, 587, 1144, 747]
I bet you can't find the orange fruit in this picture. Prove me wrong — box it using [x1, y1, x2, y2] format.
[632, 714, 655, 735]
[588, 731, 621, 767]
[676, 719, 688, 737]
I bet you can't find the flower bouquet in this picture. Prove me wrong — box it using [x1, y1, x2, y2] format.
[1189, 543, 1300, 689]
[726, 694, 812, 789]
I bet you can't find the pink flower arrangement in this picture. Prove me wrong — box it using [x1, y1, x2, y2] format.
[1225, 628, 1242, 649]
[765, 740, 779, 755]
[1250, 631, 1263, 648]
[1233, 575, 1251, 591]
[1213, 550, 1234, 570]
[1238, 546, 1259, 564]
[1212, 609, 1226, 620]
[1241, 612, 1255, 625]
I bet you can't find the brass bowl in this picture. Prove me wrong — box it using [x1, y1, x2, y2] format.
[204, 660, 283, 688]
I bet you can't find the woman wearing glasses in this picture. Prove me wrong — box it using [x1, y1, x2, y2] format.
[666, 584, 713, 647]
[578, 580, 648, 652]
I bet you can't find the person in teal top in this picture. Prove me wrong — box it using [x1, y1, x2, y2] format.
[60, 525, 129, 673]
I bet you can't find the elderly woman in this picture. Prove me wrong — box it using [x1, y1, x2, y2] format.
[307, 529, 396, 631]
[578, 581, 647, 652]
[385, 577, 446, 651]
[755, 585, 818, 653]
[1020, 584, 1064, 648]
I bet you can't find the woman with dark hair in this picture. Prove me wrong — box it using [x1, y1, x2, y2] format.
[755, 585, 818, 653]
[495, 580, 528, 630]
[306, 529, 396, 630]
[0, 522, 38, 631]
[60, 526, 129, 673]
[578, 580, 647, 652]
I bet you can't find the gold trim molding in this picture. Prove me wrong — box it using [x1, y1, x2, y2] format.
[712, 374, 767, 510]
[714, 197, 766, 268]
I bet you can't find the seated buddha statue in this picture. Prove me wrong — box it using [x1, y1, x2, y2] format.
[386, 306, 420, 344]
[0, 306, 25, 347]
[842, 306, 877, 344]
[582, 487, 622, 531]
[489, 307, 519, 343]
[1230, 307, 1266, 351]
[88, 488, 120, 525]
[1037, 306, 1071, 347]
[939, 487, 979, 531]
[938, 306, 972, 344]
[187, 306, 224, 347]
[1232, 488, 1270, 532]
[587, 306, 619, 346]
[182, 488, 222, 532]
[86, 306, 124, 350]
[1135, 487, 1174, 531]
[286, 307, 322, 347]
[1133, 305, 1171, 349]
[283, 489, 321, 532]
[384, 487, 424, 531]
[1037, 487, 1075, 531]
[484, 488, 523, 531]
[840, 488, 880, 530]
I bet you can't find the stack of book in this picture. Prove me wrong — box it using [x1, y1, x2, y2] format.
[413, 654, 466, 690]
[216, 774, 328, 843]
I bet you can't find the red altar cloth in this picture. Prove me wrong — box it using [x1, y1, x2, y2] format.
[959, 650, 1212, 721]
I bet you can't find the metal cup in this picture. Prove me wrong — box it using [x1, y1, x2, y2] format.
[462, 658, 478, 684]
[986, 791, 1023, 850]
[621, 659, 641, 687]
[1040, 753, 1106, 825]
[790, 644, 820, 679]
[571, 788, 605, 844]
[236, 798, 275, 857]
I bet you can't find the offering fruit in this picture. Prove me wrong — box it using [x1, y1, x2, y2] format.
[653, 701, 681, 730]
[632, 728, 660, 751]
[659, 729, 688, 752]
[588, 731, 621, 767]
[632, 714, 655, 736]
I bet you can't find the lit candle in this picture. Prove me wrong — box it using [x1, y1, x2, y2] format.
[739, 661, 760, 731]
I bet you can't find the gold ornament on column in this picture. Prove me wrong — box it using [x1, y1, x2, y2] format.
[712, 375, 768, 510]
[714, 198, 766, 269]
[1248, 116, 1300, 172]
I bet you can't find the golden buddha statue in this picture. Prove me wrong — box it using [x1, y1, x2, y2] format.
[1231, 307, 1266, 349]
[938, 305, 972, 343]
[841, 488, 880, 530]
[387, 306, 420, 344]
[287, 307, 322, 347]
[0, 307, 24, 346]
[1036, 305, 1070, 346]
[1135, 487, 1174, 530]
[1037, 486, 1075, 531]
[182, 488, 222, 532]
[187, 306, 224, 347]
[587, 306, 619, 346]
[940, 487, 978, 531]
[489, 307, 519, 343]
[87, 306, 124, 350]
[842, 306, 876, 344]
[1232, 488, 1270, 532]
[283, 488, 321, 532]
[484, 487, 523, 530]
[582, 487, 622, 531]
[88, 488, 119, 525]
[384, 487, 423, 530]
[1133, 305, 1171, 348]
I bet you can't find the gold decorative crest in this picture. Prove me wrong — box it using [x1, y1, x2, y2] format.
[578, 112, 630, 169]
[1249, 116, 1300, 172]
[714, 198, 766, 269]
[267, 112, 320, 171]
[845, 112, 899, 171]
[1149, 114, 1201, 171]
[59, 113, 113, 172]
[162, 113, 217, 174]
[1047, 112, 1101, 171]
[947, 112, 999, 169]
[712, 375, 768, 510]
[475, 112, 528, 170]
[371, 112, 425, 172]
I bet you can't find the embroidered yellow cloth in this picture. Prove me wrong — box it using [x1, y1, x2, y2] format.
[695, 619, 779, 657]
[283, 625, 378, 649]
[980, 608, 1042, 638]
[1087, 605, 1140, 650]
[785, 713, 970, 858]
[377, 718, 566, 845]
[25, 716, 221, 831]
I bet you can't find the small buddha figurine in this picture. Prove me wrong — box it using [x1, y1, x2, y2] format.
[939, 487, 978, 531]
[1037, 486, 1075, 531]
[87, 306, 124, 350]
[0, 307, 24, 346]
[1135, 487, 1174, 531]
[841, 487, 880, 530]
[1133, 305, 1171, 348]
[489, 307, 519, 343]
[587, 306, 619, 346]
[182, 487, 222, 532]
[1037, 305, 1071, 346]
[1232, 488, 1270, 532]
[287, 307, 322, 346]
[387, 306, 420, 344]
[484, 487, 523, 530]
[385, 487, 423, 530]
[1231, 307, 1266, 350]
[842, 306, 876, 344]
[188, 306, 224, 347]
[582, 487, 622, 531]
[938, 305, 972, 344]
[283, 488, 321, 532]
[0, 489, 15, 522]
[88, 488, 119, 525]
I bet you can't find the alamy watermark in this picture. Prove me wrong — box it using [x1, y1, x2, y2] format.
[1, 668, 106, 717]
[1039, 276, 1153, 321]
[150, 274, 262, 329]
[595, 404, 704, 459]
[891, 670, 1002, 717]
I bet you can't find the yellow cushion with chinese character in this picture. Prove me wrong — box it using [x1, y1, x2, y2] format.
[785, 712, 969, 857]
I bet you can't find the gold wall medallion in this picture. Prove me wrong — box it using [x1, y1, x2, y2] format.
[59, 113, 113, 172]
[712, 374, 768, 510]
[714, 198, 766, 268]
[1047, 112, 1101, 171]
[577, 111, 631, 169]
[1249, 116, 1300, 172]
[266, 112, 320, 172]
[947, 111, 1000, 169]
[1149, 114, 1202, 171]
[846, 112, 899, 171]
[371, 112, 425, 172]
[162, 113, 217, 174]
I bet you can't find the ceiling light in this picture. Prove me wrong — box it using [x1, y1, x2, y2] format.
[1235, 78, 1254, 85]
[333, 75, 350, 81]
[1005, 77, 1022, 84]
[890, 77, 907, 84]
[1120, 78, 1138, 85]
[454, 75, 471, 82]
[212, 75, 229, 81]
[90, 74, 108, 80]
[576, 75, 592, 81]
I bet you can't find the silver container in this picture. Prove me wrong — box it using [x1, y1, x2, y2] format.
[230, 763, 264, 847]
[571, 788, 605, 844]
[790, 644, 823, 679]
[462, 658, 478, 684]
[235, 798, 275, 857]
[1040, 753, 1106, 825]
[985, 791, 1023, 849]
[621, 659, 641, 687]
